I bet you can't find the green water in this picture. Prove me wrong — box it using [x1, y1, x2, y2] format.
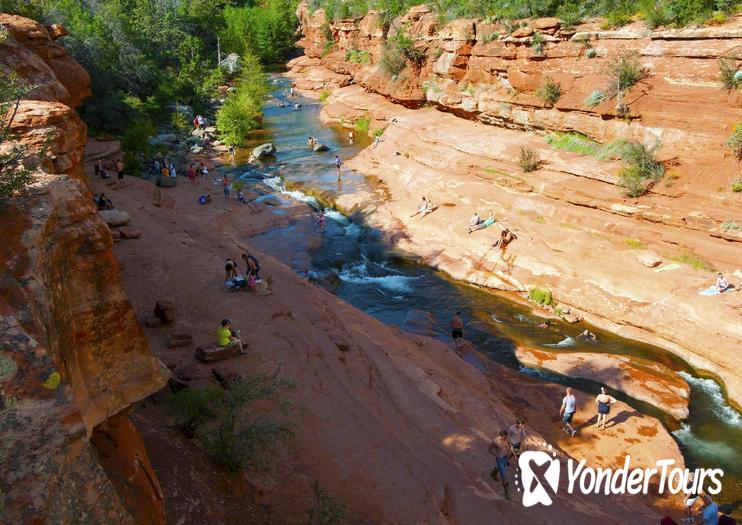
[228, 74, 741, 515]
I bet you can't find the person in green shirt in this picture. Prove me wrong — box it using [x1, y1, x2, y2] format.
[217, 318, 244, 353]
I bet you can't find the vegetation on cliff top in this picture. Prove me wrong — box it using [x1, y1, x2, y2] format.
[1, 0, 299, 139]
[311, 0, 741, 28]
[0, 71, 35, 197]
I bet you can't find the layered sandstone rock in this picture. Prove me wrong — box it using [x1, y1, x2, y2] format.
[0, 13, 167, 524]
[290, 6, 742, 411]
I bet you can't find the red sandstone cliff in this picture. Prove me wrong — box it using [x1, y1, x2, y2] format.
[0, 14, 168, 524]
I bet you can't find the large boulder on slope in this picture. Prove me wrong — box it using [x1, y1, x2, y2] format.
[99, 209, 130, 227]
[252, 143, 276, 159]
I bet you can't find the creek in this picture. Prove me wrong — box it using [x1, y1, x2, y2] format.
[224, 74, 741, 514]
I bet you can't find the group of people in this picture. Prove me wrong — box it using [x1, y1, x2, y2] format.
[467, 211, 495, 234]
[410, 196, 435, 218]
[93, 193, 113, 210]
[223, 252, 261, 295]
[94, 159, 125, 182]
[311, 208, 327, 234]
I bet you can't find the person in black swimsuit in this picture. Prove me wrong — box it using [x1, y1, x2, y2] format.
[595, 386, 616, 430]
[450, 311, 464, 351]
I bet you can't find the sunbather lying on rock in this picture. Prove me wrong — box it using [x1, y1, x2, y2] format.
[468, 210, 495, 234]
[410, 197, 436, 219]
[217, 318, 245, 354]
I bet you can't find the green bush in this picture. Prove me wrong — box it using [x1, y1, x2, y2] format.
[354, 115, 371, 134]
[639, 0, 671, 28]
[166, 386, 222, 435]
[221, 0, 298, 65]
[306, 480, 348, 525]
[733, 181, 742, 192]
[0, 71, 34, 197]
[528, 287, 554, 307]
[171, 110, 190, 132]
[531, 32, 546, 55]
[726, 123, 742, 161]
[617, 142, 664, 197]
[623, 238, 644, 249]
[380, 41, 407, 77]
[121, 116, 155, 174]
[604, 48, 648, 99]
[673, 252, 713, 271]
[196, 372, 295, 473]
[535, 76, 562, 107]
[345, 48, 371, 64]
[718, 57, 741, 90]
[215, 54, 269, 146]
[556, 1, 582, 29]
[518, 145, 541, 172]
[602, 10, 632, 29]
[319, 90, 331, 104]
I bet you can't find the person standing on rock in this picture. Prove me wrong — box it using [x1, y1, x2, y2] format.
[228, 144, 236, 163]
[595, 387, 617, 430]
[187, 163, 196, 184]
[241, 252, 260, 279]
[488, 430, 512, 497]
[559, 387, 577, 436]
[200, 162, 209, 183]
[334, 154, 342, 176]
[508, 417, 527, 458]
[450, 311, 464, 351]
[116, 159, 125, 182]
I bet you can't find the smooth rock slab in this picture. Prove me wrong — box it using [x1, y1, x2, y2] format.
[99, 209, 130, 227]
[516, 346, 690, 420]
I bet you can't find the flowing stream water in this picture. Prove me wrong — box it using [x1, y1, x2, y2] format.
[225, 75, 741, 513]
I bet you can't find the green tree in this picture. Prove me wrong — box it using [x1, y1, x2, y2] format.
[0, 72, 35, 197]
[216, 54, 270, 145]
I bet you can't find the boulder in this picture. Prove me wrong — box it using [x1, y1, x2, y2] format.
[144, 316, 163, 328]
[313, 143, 329, 152]
[166, 334, 192, 348]
[156, 133, 177, 143]
[532, 17, 561, 31]
[99, 209, 130, 227]
[118, 227, 141, 239]
[190, 145, 204, 154]
[195, 343, 242, 362]
[191, 128, 206, 138]
[511, 27, 534, 38]
[156, 176, 176, 188]
[252, 143, 276, 159]
[637, 251, 662, 268]
[154, 300, 176, 324]
[203, 126, 217, 134]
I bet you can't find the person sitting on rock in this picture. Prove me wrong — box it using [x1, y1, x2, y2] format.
[97, 193, 113, 210]
[198, 194, 212, 205]
[716, 273, 731, 293]
[237, 190, 247, 204]
[467, 212, 482, 233]
[217, 318, 245, 354]
[580, 329, 597, 341]
[410, 197, 430, 218]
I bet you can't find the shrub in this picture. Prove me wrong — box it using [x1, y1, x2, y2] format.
[725, 123, 742, 161]
[306, 480, 348, 525]
[623, 238, 644, 249]
[722, 220, 740, 231]
[556, 1, 582, 30]
[602, 10, 632, 29]
[673, 252, 713, 271]
[535, 77, 562, 107]
[705, 11, 728, 25]
[585, 89, 605, 107]
[518, 145, 541, 172]
[121, 116, 155, 174]
[0, 71, 35, 197]
[166, 386, 222, 435]
[732, 181, 742, 192]
[381, 42, 406, 77]
[604, 49, 648, 99]
[483, 31, 500, 43]
[718, 57, 741, 90]
[531, 32, 546, 55]
[171, 110, 190, 132]
[345, 48, 371, 64]
[319, 90, 331, 104]
[501, 19, 516, 35]
[639, 0, 671, 28]
[528, 287, 554, 306]
[373, 127, 385, 137]
[394, 32, 426, 66]
[617, 141, 664, 197]
[198, 372, 295, 472]
[354, 114, 371, 134]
